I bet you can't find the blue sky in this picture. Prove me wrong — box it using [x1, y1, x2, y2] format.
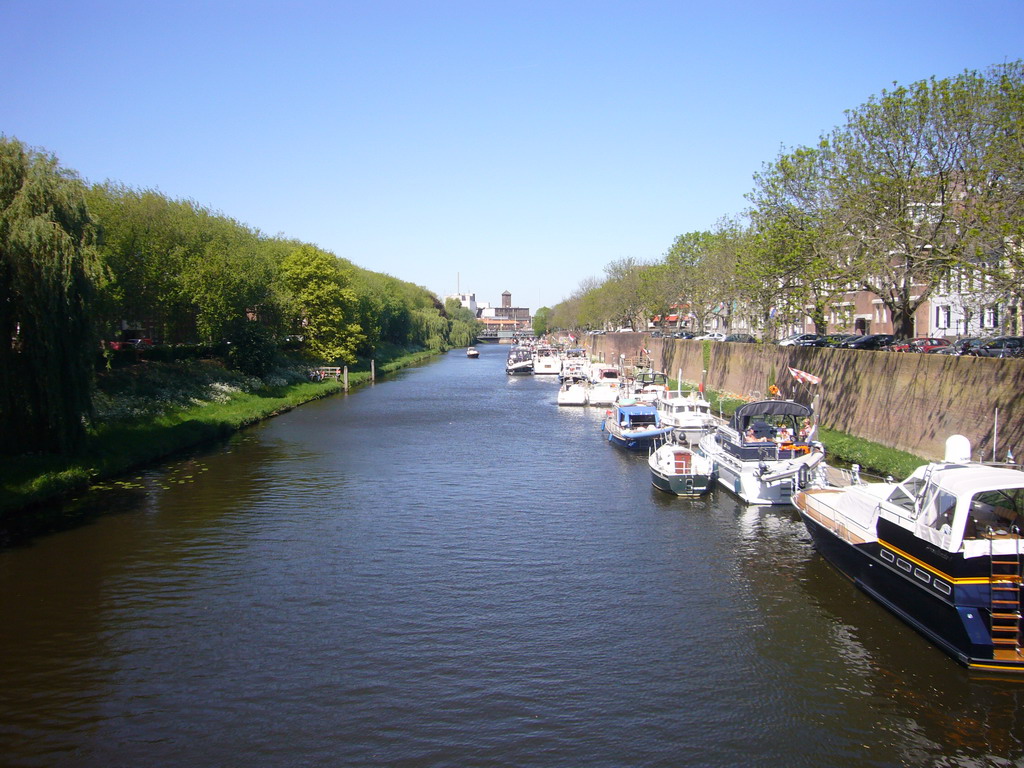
[4, 1, 1022, 311]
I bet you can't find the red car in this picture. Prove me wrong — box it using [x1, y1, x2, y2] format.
[888, 337, 951, 353]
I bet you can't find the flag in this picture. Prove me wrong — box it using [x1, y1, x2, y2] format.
[788, 366, 821, 385]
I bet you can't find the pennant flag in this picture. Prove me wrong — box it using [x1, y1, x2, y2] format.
[788, 366, 821, 385]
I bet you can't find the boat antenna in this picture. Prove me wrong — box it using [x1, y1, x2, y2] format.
[994, 407, 999, 463]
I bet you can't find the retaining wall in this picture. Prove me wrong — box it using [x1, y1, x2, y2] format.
[588, 333, 1024, 462]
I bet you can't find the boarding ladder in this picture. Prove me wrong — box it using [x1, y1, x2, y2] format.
[989, 526, 1024, 660]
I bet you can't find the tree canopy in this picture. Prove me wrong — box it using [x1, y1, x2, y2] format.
[1, 137, 100, 454]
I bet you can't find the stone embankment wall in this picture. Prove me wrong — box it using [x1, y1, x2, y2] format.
[589, 333, 1024, 462]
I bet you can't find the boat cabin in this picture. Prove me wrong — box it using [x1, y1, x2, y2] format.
[721, 400, 815, 461]
[881, 462, 1024, 558]
[613, 404, 662, 431]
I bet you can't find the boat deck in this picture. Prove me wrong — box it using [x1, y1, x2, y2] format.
[798, 488, 870, 545]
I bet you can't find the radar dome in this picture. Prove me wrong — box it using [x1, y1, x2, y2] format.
[944, 435, 972, 463]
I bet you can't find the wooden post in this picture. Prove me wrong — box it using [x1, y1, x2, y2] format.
[371, 359, 375, 382]
[344, 365, 349, 391]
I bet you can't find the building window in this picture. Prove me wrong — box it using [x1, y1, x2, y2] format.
[986, 306, 999, 329]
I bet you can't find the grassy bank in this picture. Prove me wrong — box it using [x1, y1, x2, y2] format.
[669, 378, 926, 480]
[1, 346, 437, 529]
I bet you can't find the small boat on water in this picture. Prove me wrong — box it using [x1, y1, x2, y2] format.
[559, 349, 590, 381]
[649, 433, 715, 496]
[505, 347, 534, 375]
[657, 389, 722, 444]
[602, 402, 672, 451]
[697, 398, 826, 505]
[466, 347, 479, 358]
[796, 435, 1024, 673]
[588, 365, 621, 406]
[533, 346, 562, 375]
[623, 371, 671, 404]
[556, 375, 589, 406]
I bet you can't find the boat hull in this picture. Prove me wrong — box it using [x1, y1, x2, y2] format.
[700, 436, 819, 507]
[606, 428, 672, 451]
[650, 467, 712, 496]
[799, 497, 1024, 673]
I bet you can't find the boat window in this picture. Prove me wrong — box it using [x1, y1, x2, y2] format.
[969, 488, 1024, 535]
[925, 488, 957, 529]
[887, 476, 924, 513]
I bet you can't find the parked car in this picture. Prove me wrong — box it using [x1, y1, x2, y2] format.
[673, 332, 696, 339]
[777, 333, 824, 347]
[838, 333, 897, 350]
[970, 336, 1024, 358]
[822, 333, 858, 347]
[724, 333, 757, 343]
[887, 337, 951, 353]
[879, 337, 910, 351]
[950, 336, 982, 355]
[695, 332, 726, 341]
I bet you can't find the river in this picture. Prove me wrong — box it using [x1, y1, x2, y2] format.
[2, 344, 1023, 767]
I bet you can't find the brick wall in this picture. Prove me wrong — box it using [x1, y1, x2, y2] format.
[588, 333, 1024, 462]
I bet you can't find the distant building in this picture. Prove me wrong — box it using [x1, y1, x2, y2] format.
[480, 290, 531, 328]
[447, 292, 478, 313]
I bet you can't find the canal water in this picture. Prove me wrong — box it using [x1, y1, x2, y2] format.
[2, 344, 1024, 767]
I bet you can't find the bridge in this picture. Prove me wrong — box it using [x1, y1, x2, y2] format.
[477, 329, 536, 342]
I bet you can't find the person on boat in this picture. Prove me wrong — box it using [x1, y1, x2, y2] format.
[798, 419, 812, 441]
[776, 425, 792, 443]
[745, 428, 767, 443]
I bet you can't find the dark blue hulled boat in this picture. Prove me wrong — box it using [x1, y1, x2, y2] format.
[796, 436, 1024, 673]
[602, 402, 672, 451]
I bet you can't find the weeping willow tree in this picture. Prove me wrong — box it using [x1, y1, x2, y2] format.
[0, 138, 100, 454]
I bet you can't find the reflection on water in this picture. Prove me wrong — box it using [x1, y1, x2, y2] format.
[1, 344, 1023, 767]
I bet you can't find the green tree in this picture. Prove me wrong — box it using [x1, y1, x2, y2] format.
[828, 72, 988, 335]
[532, 306, 551, 336]
[278, 245, 363, 363]
[664, 229, 736, 334]
[0, 138, 100, 454]
[444, 297, 480, 347]
[744, 145, 855, 336]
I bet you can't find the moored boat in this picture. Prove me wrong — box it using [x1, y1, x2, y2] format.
[533, 346, 563, 375]
[623, 371, 671, 404]
[649, 433, 714, 496]
[656, 389, 722, 444]
[602, 402, 672, 451]
[697, 398, 825, 505]
[795, 435, 1024, 673]
[588, 365, 621, 406]
[505, 347, 534, 375]
[556, 375, 589, 406]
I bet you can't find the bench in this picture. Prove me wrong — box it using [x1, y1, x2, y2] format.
[315, 366, 343, 380]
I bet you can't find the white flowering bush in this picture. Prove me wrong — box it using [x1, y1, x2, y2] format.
[93, 360, 314, 423]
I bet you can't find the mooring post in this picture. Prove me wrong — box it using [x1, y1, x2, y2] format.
[344, 365, 349, 391]
[371, 359, 375, 382]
